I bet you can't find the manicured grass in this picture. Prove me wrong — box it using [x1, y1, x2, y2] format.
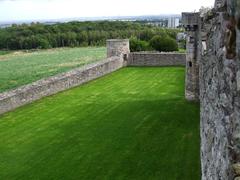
[0, 67, 200, 180]
[0, 47, 106, 93]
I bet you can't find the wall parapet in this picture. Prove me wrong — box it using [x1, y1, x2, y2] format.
[127, 52, 186, 66]
[0, 56, 124, 115]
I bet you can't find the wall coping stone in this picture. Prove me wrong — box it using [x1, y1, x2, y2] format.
[130, 52, 186, 55]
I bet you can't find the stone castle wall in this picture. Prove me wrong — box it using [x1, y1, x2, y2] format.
[182, 12, 200, 101]
[107, 39, 130, 59]
[0, 56, 124, 115]
[190, 0, 240, 179]
[127, 52, 186, 66]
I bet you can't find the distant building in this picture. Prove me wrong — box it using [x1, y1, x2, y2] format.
[146, 21, 168, 28]
[168, 17, 180, 28]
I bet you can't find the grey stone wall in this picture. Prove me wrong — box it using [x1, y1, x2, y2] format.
[182, 12, 200, 101]
[107, 39, 130, 67]
[107, 39, 130, 58]
[0, 56, 124, 115]
[182, 12, 199, 27]
[197, 0, 240, 179]
[127, 52, 186, 66]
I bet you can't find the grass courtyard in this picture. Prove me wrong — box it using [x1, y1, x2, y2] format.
[0, 67, 200, 180]
[0, 47, 106, 93]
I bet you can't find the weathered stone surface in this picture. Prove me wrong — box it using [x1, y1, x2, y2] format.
[182, 12, 199, 27]
[182, 12, 200, 101]
[233, 163, 240, 175]
[197, 0, 240, 179]
[0, 57, 124, 115]
[107, 39, 130, 59]
[237, 71, 240, 91]
[127, 52, 186, 67]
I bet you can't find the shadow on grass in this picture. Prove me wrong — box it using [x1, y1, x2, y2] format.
[3, 98, 200, 180]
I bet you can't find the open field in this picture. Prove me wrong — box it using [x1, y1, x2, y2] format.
[0, 67, 200, 180]
[0, 47, 106, 93]
[0, 50, 11, 56]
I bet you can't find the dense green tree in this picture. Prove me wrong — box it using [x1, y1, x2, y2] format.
[130, 37, 152, 52]
[0, 21, 181, 50]
[150, 35, 178, 52]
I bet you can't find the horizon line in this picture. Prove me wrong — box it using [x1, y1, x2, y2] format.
[0, 14, 183, 24]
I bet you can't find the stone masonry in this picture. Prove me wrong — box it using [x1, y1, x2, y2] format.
[127, 52, 186, 66]
[183, 0, 240, 179]
[0, 57, 124, 115]
[107, 39, 130, 58]
[107, 39, 130, 66]
[182, 12, 200, 101]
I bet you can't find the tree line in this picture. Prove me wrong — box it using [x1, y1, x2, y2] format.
[0, 21, 181, 50]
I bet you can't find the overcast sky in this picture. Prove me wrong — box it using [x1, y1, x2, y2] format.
[0, 0, 215, 22]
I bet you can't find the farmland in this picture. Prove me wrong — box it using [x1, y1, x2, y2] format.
[0, 47, 106, 93]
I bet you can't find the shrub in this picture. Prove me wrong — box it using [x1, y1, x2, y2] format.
[130, 38, 152, 52]
[178, 39, 186, 49]
[149, 35, 178, 52]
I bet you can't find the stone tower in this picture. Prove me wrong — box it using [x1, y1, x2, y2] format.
[107, 39, 130, 57]
[106, 39, 130, 67]
[182, 13, 200, 101]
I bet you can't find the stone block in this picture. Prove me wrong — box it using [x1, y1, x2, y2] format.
[106, 39, 130, 58]
[182, 12, 199, 26]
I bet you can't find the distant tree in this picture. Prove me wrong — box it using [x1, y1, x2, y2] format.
[150, 35, 178, 52]
[35, 35, 50, 49]
[77, 31, 88, 46]
[139, 29, 155, 41]
[0, 21, 181, 50]
[130, 37, 152, 52]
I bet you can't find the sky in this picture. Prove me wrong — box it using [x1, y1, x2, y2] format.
[0, 0, 215, 22]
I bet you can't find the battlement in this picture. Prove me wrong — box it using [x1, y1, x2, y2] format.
[182, 12, 199, 31]
[182, 12, 200, 101]
[182, 12, 199, 25]
[106, 39, 130, 58]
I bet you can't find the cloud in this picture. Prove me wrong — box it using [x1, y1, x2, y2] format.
[0, 0, 215, 22]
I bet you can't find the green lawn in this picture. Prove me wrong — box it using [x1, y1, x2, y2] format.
[178, 48, 187, 53]
[0, 47, 106, 93]
[0, 67, 200, 180]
